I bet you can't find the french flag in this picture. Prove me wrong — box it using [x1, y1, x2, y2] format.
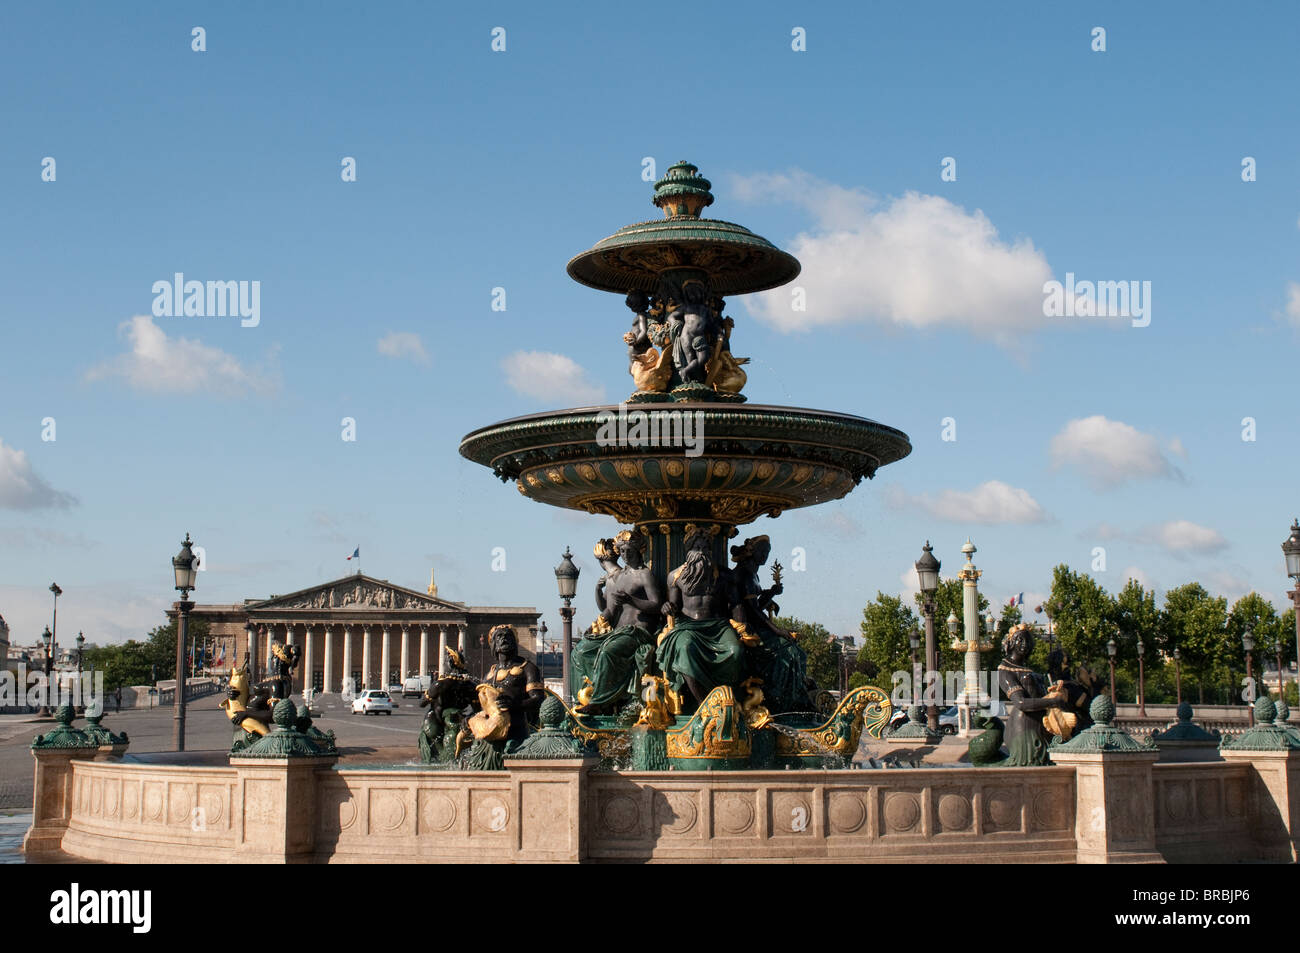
[347, 547, 359, 561]
[1008, 592, 1023, 607]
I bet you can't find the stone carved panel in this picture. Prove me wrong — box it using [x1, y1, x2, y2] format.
[1030, 787, 1070, 832]
[143, 781, 165, 823]
[882, 792, 922, 835]
[1196, 778, 1220, 821]
[983, 787, 1022, 833]
[712, 790, 757, 836]
[123, 779, 140, 821]
[826, 791, 869, 835]
[417, 789, 458, 835]
[168, 782, 194, 826]
[769, 791, 813, 836]
[652, 790, 700, 837]
[319, 784, 357, 834]
[1224, 776, 1246, 818]
[597, 792, 642, 838]
[936, 791, 973, 833]
[257, 580, 446, 612]
[521, 781, 570, 852]
[470, 790, 510, 836]
[242, 778, 279, 842]
[368, 788, 411, 834]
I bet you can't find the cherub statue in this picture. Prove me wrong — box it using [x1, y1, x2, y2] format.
[624, 290, 673, 393]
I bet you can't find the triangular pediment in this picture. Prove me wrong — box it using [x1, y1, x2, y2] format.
[246, 574, 466, 612]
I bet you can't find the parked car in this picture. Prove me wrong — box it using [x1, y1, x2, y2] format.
[938, 706, 959, 734]
[402, 675, 432, 698]
[351, 690, 394, 715]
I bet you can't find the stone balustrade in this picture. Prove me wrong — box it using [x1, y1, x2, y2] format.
[24, 743, 1298, 863]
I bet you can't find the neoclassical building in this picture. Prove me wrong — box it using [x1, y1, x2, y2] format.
[171, 572, 539, 695]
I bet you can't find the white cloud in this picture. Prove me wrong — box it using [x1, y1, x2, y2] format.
[1049, 416, 1181, 488]
[1145, 519, 1228, 555]
[501, 351, 605, 406]
[0, 440, 77, 510]
[729, 170, 1053, 340]
[888, 480, 1049, 525]
[1286, 282, 1300, 327]
[1119, 565, 1153, 590]
[377, 331, 431, 366]
[85, 315, 272, 395]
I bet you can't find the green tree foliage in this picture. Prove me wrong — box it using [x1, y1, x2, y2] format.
[912, 578, 990, 673]
[858, 593, 919, 693]
[82, 618, 211, 692]
[1111, 577, 1160, 687]
[1046, 564, 1115, 668]
[773, 616, 841, 694]
[1159, 583, 1228, 705]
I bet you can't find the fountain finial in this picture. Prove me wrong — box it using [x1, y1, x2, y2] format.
[653, 160, 714, 219]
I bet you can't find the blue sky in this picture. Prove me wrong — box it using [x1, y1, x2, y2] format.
[2, 2, 1298, 649]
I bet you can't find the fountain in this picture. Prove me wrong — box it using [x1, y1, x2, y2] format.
[459, 161, 910, 768]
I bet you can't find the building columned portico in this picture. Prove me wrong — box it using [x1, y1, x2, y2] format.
[168, 573, 538, 696]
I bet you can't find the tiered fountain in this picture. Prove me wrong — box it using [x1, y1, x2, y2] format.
[462, 161, 912, 768]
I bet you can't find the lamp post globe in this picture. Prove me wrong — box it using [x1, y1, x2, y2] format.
[39, 625, 53, 717]
[1282, 519, 1300, 707]
[554, 547, 581, 702]
[914, 542, 941, 730]
[171, 533, 198, 751]
[1243, 627, 1256, 725]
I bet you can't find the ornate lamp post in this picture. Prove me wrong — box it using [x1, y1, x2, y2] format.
[48, 582, 62, 709]
[1283, 519, 1300, 703]
[554, 547, 580, 703]
[74, 631, 85, 712]
[950, 540, 991, 736]
[914, 542, 941, 730]
[908, 629, 920, 706]
[1107, 637, 1117, 700]
[1136, 637, 1146, 718]
[1173, 648, 1182, 704]
[172, 533, 198, 751]
[1243, 627, 1255, 726]
[38, 625, 54, 717]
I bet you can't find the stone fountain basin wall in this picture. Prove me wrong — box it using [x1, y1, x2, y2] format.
[35, 750, 1294, 864]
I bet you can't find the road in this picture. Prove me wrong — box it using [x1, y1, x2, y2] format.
[0, 693, 429, 811]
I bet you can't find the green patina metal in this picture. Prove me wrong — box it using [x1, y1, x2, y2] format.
[30, 704, 96, 750]
[235, 700, 337, 759]
[1149, 701, 1220, 744]
[1274, 699, 1300, 744]
[1220, 696, 1300, 752]
[1053, 695, 1157, 754]
[506, 696, 588, 760]
[888, 704, 942, 743]
[80, 708, 129, 748]
[629, 724, 669, 770]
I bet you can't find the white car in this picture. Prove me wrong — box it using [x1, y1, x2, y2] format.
[351, 690, 394, 715]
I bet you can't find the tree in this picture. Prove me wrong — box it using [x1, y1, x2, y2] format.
[1159, 583, 1228, 705]
[139, 617, 210, 682]
[1112, 578, 1160, 687]
[1227, 592, 1294, 701]
[84, 640, 153, 692]
[1045, 564, 1115, 671]
[772, 616, 839, 694]
[858, 593, 919, 694]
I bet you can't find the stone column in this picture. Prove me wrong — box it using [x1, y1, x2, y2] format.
[321, 624, 334, 694]
[362, 626, 372, 690]
[341, 626, 353, 696]
[263, 625, 273, 674]
[302, 623, 314, 698]
[246, 624, 258, 680]
[419, 626, 429, 677]
[286, 622, 296, 646]
[458, 624, 466, 654]
[955, 540, 988, 737]
[381, 625, 391, 689]
[1050, 697, 1162, 863]
[400, 625, 410, 680]
[438, 626, 448, 675]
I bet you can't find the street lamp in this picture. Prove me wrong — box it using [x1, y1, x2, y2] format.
[1136, 637, 1146, 718]
[75, 631, 85, 713]
[1107, 637, 1117, 701]
[39, 625, 54, 717]
[172, 533, 198, 751]
[1243, 627, 1255, 726]
[1283, 519, 1300, 705]
[914, 542, 941, 730]
[908, 629, 920, 706]
[1173, 648, 1182, 704]
[48, 582, 62, 709]
[554, 546, 580, 703]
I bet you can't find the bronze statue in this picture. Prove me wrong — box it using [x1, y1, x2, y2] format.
[730, 536, 811, 713]
[624, 291, 672, 393]
[219, 657, 272, 752]
[467, 625, 544, 755]
[572, 529, 664, 715]
[1044, 648, 1100, 741]
[998, 624, 1065, 765]
[655, 525, 745, 713]
[668, 280, 718, 384]
[266, 641, 300, 702]
[418, 647, 478, 763]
